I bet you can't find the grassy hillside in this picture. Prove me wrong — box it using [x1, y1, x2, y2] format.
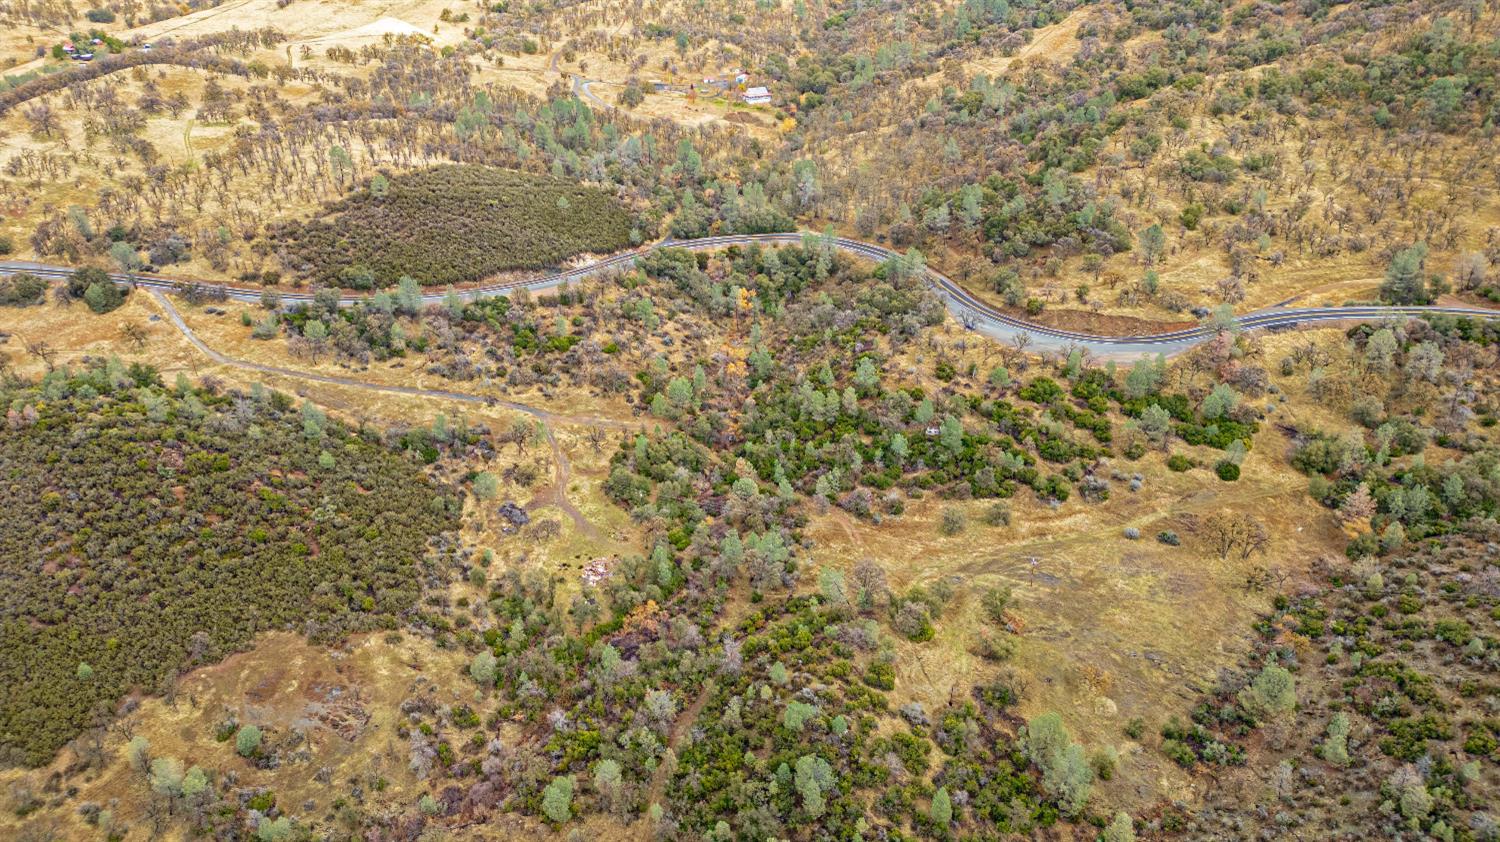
[0, 0, 1497, 837]
[4, 0, 1493, 313]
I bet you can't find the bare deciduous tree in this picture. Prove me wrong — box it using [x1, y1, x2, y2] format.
[1202, 512, 1270, 561]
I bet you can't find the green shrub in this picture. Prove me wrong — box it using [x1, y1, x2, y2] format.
[940, 507, 967, 535]
[981, 502, 1012, 526]
[863, 660, 895, 690]
[1238, 662, 1296, 722]
[1162, 738, 1196, 767]
[235, 725, 263, 757]
[83, 282, 125, 313]
[0, 272, 47, 306]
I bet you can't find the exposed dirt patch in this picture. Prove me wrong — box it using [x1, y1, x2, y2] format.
[996, 305, 1196, 337]
[723, 110, 767, 128]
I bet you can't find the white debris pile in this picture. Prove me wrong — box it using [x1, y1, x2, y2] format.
[581, 557, 616, 586]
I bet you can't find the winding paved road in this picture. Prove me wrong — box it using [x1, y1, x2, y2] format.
[5, 232, 1499, 357]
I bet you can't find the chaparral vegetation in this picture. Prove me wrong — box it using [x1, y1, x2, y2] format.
[270, 164, 637, 288]
[0, 0, 1498, 838]
[0, 363, 457, 767]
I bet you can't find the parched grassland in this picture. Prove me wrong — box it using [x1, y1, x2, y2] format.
[270, 165, 636, 288]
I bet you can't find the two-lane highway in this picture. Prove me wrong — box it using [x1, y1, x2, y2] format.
[3, 232, 1497, 358]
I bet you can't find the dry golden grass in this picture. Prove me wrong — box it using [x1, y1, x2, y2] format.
[0, 292, 200, 378]
[798, 329, 1367, 810]
[0, 631, 496, 842]
[457, 426, 643, 611]
[0, 22, 57, 71]
[921, 5, 1092, 86]
[0, 295, 1395, 821]
[809, 462, 1337, 807]
[0, 296, 648, 840]
[169, 298, 641, 421]
[2, 66, 347, 278]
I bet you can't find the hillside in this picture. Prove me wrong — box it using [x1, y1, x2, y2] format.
[0, 0, 1498, 840]
[1, 0, 1496, 315]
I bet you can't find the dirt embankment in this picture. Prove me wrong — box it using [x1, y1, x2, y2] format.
[1002, 306, 1197, 337]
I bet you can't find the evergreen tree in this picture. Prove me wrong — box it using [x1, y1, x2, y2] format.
[542, 775, 574, 823]
[931, 786, 953, 827]
[1380, 243, 1431, 305]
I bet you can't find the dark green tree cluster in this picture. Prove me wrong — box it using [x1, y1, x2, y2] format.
[1293, 322, 1500, 558]
[66, 265, 126, 313]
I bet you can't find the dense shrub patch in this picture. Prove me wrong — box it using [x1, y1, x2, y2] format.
[0, 363, 456, 766]
[271, 165, 634, 287]
[0, 271, 47, 306]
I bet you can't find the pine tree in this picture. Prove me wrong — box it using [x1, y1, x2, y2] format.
[1380, 243, 1430, 305]
[930, 786, 953, 827]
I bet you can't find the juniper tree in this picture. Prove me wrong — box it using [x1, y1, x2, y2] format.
[1023, 712, 1094, 815]
[542, 775, 574, 823]
[931, 786, 953, 827]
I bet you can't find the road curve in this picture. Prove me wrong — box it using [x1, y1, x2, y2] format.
[6, 232, 1498, 358]
[572, 74, 610, 109]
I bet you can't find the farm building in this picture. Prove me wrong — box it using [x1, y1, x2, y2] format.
[742, 86, 771, 106]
